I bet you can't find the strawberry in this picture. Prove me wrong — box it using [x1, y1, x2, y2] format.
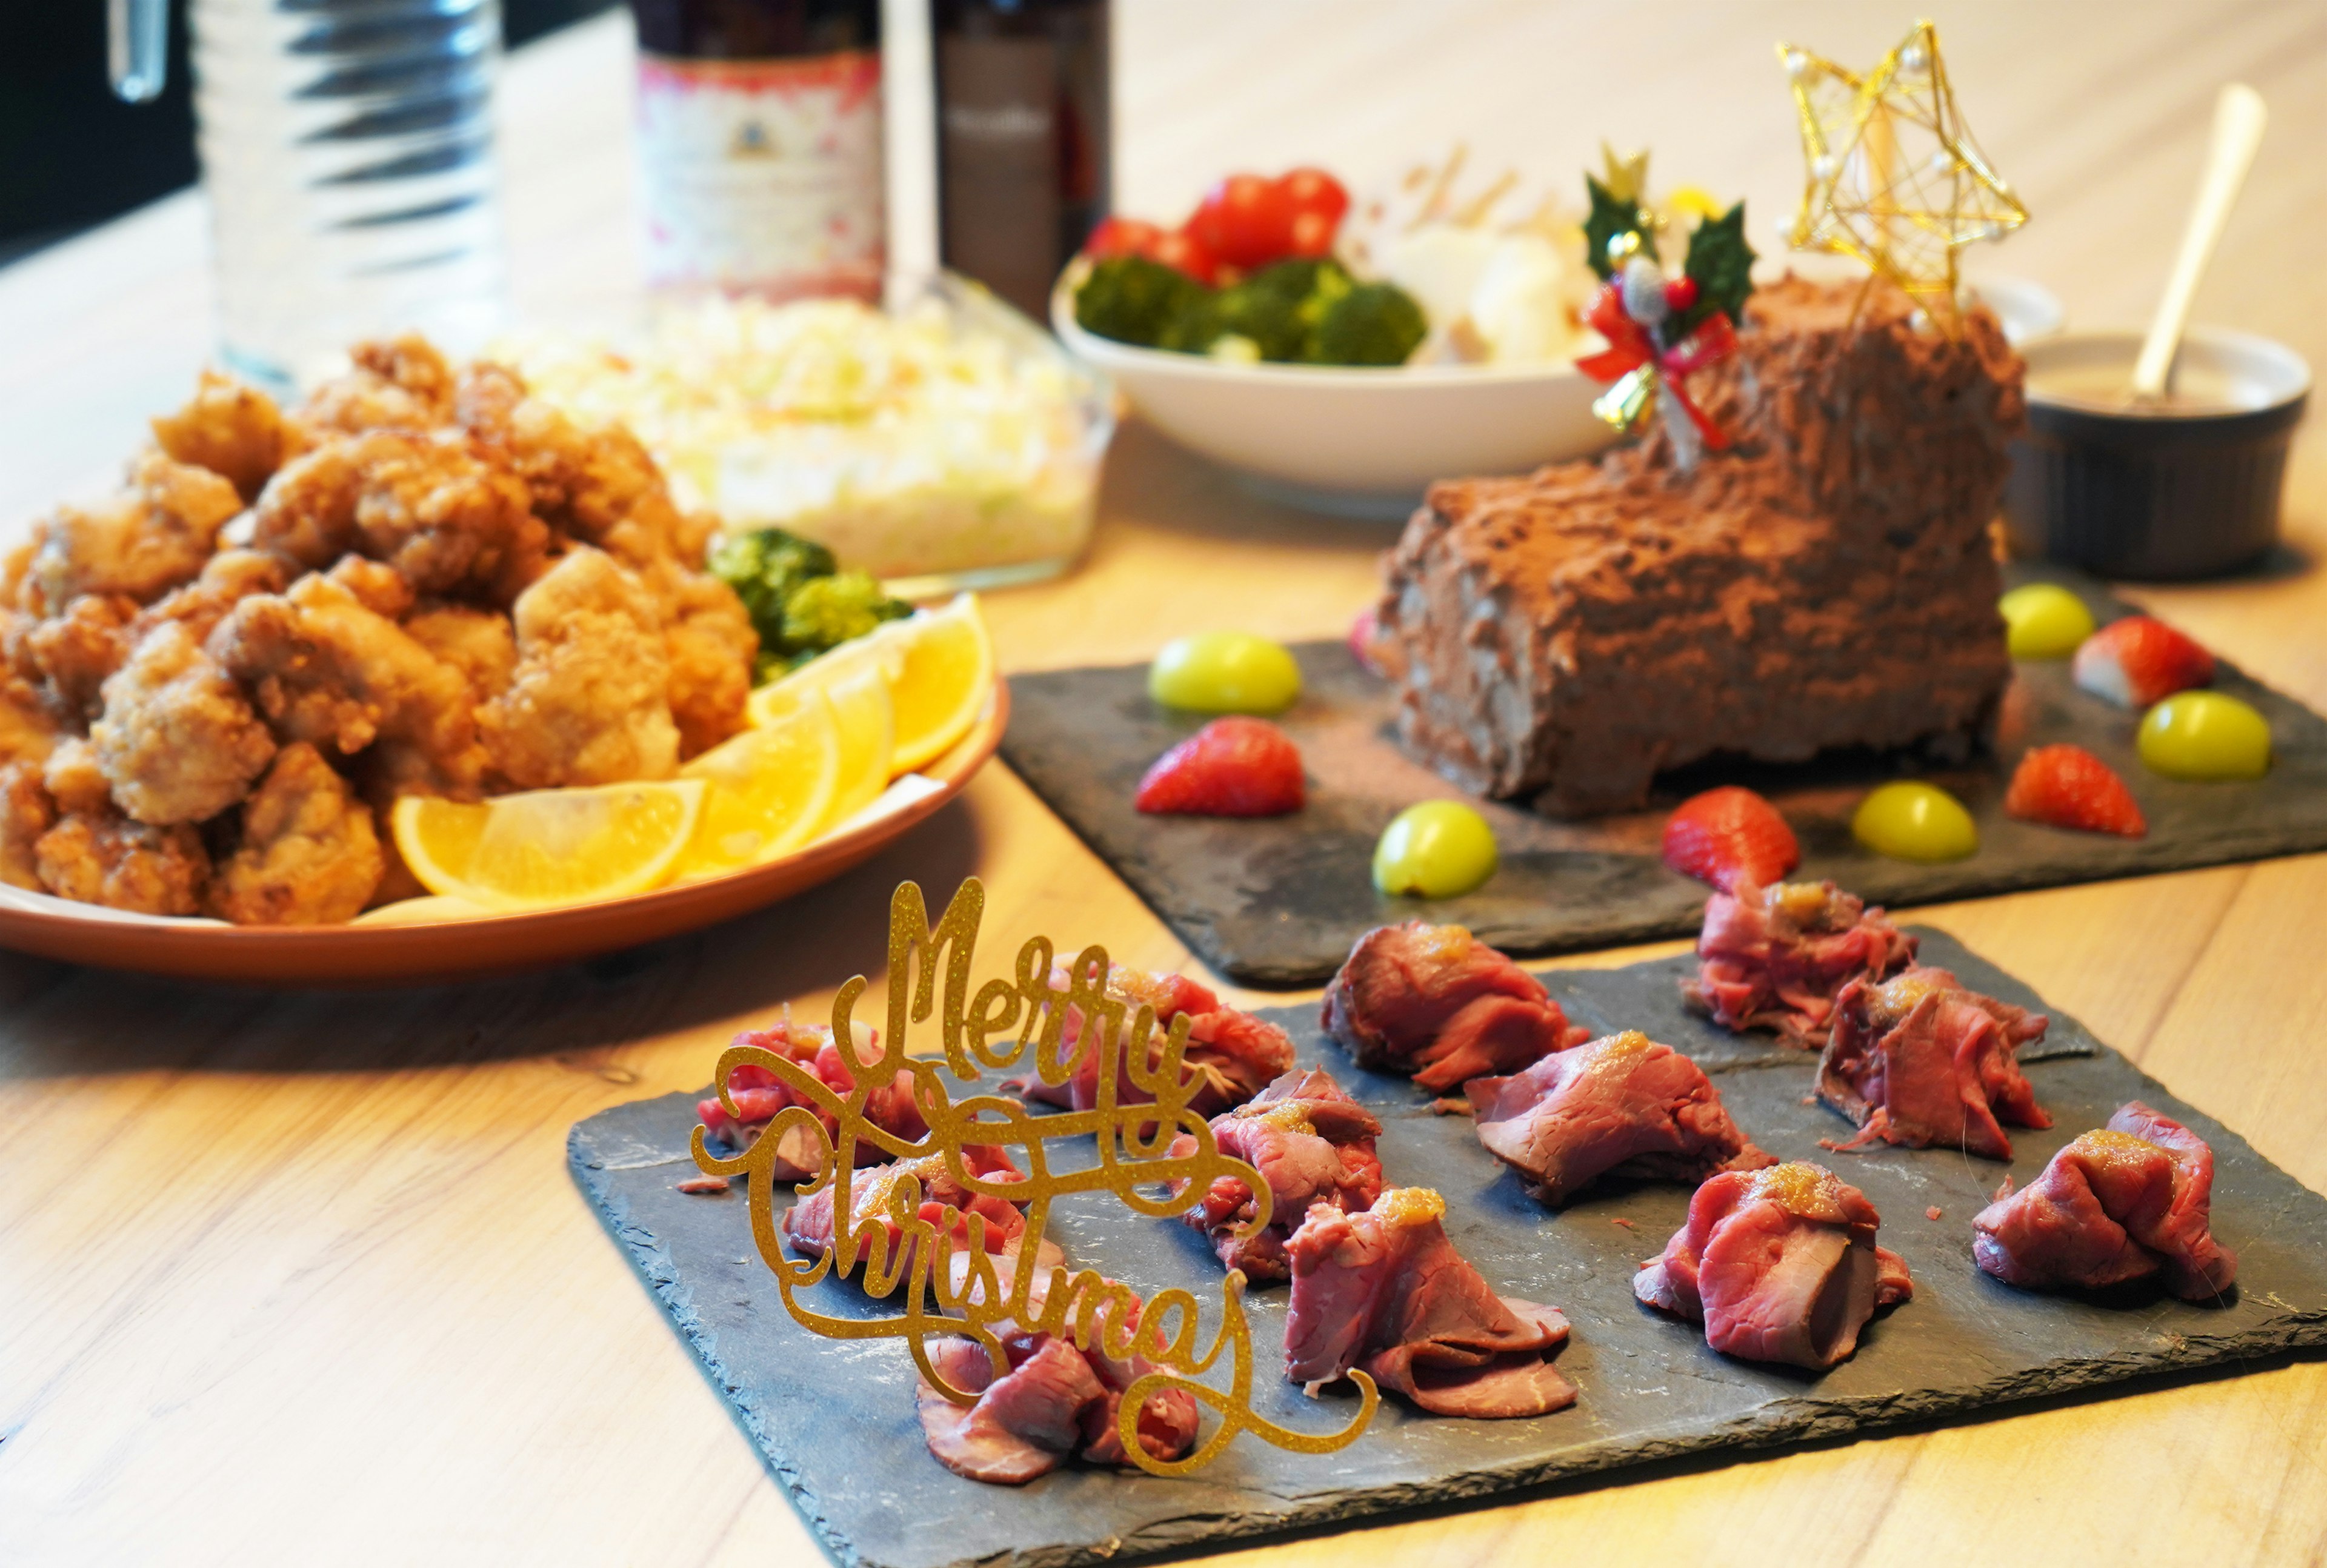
[2005, 744, 2146, 837]
[1135, 717, 1305, 816]
[2072, 616, 2214, 708]
[1662, 786, 1800, 891]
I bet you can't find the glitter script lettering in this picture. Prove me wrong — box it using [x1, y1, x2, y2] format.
[690, 878, 1377, 1475]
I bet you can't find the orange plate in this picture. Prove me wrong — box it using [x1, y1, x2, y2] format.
[0, 682, 1009, 986]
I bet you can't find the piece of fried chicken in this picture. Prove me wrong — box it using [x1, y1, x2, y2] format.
[89, 620, 277, 825]
[639, 557, 754, 756]
[251, 430, 545, 601]
[135, 548, 291, 647]
[456, 369, 753, 752]
[0, 760, 55, 890]
[208, 571, 487, 797]
[296, 334, 456, 438]
[404, 603, 517, 699]
[42, 734, 112, 814]
[480, 546, 681, 788]
[11, 593, 138, 722]
[19, 450, 244, 616]
[208, 741, 384, 925]
[34, 808, 209, 915]
[0, 667, 58, 770]
[150, 369, 297, 503]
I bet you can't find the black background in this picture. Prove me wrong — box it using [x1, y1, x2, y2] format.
[0, 0, 618, 265]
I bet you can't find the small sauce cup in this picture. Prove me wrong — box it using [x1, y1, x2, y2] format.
[2002, 327, 2310, 579]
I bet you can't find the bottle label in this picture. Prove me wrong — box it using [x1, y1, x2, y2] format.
[937, 34, 1061, 317]
[636, 50, 885, 301]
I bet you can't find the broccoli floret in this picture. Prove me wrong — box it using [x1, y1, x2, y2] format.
[1213, 258, 1352, 362]
[710, 527, 836, 642]
[1310, 281, 1427, 367]
[1155, 287, 1226, 354]
[777, 571, 912, 660]
[1074, 255, 1211, 348]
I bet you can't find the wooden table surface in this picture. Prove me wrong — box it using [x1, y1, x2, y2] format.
[5, 2, 2326, 1563]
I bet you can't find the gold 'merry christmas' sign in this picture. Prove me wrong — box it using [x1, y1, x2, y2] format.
[690, 878, 1378, 1477]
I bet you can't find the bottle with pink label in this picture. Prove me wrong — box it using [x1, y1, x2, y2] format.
[627, 0, 885, 302]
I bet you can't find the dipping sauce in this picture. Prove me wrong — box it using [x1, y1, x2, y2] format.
[2027, 359, 2260, 416]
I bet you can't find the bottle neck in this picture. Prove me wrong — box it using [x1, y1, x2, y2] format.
[629, 0, 879, 61]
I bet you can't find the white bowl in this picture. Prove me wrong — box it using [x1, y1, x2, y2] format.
[1053, 273, 2064, 518]
[1051, 287, 1608, 518]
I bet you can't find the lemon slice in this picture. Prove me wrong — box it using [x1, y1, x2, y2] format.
[815, 663, 896, 831]
[676, 683, 843, 878]
[885, 595, 994, 773]
[391, 780, 705, 911]
[748, 636, 904, 730]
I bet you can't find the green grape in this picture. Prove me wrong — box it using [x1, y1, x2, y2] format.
[2138, 691, 2271, 780]
[1373, 802, 1499, 899]
[1148, 631, 1302, 714]
[1852, 781, 1979, 862]
[1998, 583, 2096, 660]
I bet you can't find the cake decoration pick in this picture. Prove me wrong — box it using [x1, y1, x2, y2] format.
[691, 877, 1378, 1477]
[1779, 18, 2026, 332]
[1575, 149, 1757, 468]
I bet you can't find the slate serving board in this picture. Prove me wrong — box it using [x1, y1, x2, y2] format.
[571, 930, 2327, 1568]
[997, 567, 2327, 985]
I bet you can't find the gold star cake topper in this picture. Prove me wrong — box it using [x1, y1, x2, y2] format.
[1779, 19, 2026, 330]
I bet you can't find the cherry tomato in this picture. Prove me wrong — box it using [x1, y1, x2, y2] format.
[1187, 173, 1296, 270]
[1280, 168, 1349, 257]
[1285, 209, 1337, 258]
[1084, 215, 1164, 261]
[1148, 227, 1218, 285]
[1280, 167, 1348, 221]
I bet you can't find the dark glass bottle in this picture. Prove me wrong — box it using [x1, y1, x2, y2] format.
[931, 0, 1110, 319]
[627, 0, 885, 302]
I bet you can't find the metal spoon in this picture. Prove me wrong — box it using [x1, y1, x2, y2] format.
[2131, 83, 2268, 401]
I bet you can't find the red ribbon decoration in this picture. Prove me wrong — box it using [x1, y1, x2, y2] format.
[1575, 281, 1736, 451]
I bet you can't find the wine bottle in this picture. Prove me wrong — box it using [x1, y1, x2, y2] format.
[931, 0, 1110, 319]
[628, 0, 886, 301]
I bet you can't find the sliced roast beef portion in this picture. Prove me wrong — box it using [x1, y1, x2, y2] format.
[1284, 1186, 1575, 1419]
[1973, 1101, 2237, 1301]
[1008, 961, 1294, 1118]
[1322, 922, 1589, 1092]
[1817, 966, 2051, 1160]
[1684, 880, 1917, 1047]
[696, 1017, 930, 1180]
[1168, 1068, 1385, 1280]
[782, 1144, 1057, 1292]
[1466, 1030, 1775, 1206]
[1634, 1162, 1913, 1370]
[914, 1255, 1202, 1484]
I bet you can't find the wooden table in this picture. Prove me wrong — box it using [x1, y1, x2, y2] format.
[5, 2, 2325, 1561]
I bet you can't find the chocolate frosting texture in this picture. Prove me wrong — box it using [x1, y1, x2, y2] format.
[1374, 275, 2026, 816]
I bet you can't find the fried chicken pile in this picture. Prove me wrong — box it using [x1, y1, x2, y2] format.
[0, 337, 758, 924]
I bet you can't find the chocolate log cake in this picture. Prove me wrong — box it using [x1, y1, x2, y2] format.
[1371, 275, 2026, 817]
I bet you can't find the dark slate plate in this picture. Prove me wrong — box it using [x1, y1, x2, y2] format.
[997, 566, 2327, 984]
[570, 931, 2327, 1568]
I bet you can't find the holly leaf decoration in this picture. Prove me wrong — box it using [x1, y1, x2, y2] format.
[1583, 173, 1656, 281]
[1679, 200, 1756, 331]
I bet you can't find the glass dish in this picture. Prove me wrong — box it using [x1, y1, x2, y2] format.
[503, 273, 1113, 597]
